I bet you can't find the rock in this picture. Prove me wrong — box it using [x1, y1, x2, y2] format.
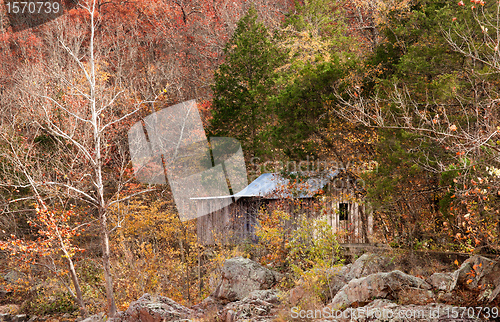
[330, 270, 433, 309]
[190, 295, 224, 315]
[80, 313, 105, 322]
[123, 293, 193, 322]
[289, 285, 305, 306]
[487, 283, 500, 303]
[0, 313, 29, 322]
[0, 305, 19, 315]
[449, 255, 500, 303]
[220, 290, 280, 322]
[3, 271, 22, 284]
[0, 315, 29, 322]
[12, 315, 28, 322]
[329, 299, 481, 321]
[0, 290, 11, 299]
[396, 287, 435, 305]
[212, 257, 277, 302]
[225, 309, 235, 322]
[346, 253, 396, 281]
[322, 265, 350, 301]
[451, 256, 494, 290]
[27, 315, 37, 322]
[426, 272, 454, 291]
[436, 291, 455, 303]
[244, 290, 280, 303]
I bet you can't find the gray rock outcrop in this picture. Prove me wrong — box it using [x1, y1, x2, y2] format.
[346, 253, 396, 280]
[330, 270, 434, 309]
[212, 257, 278, 302]
[221, 290, 280, 322]
[118, 293, 193, 322]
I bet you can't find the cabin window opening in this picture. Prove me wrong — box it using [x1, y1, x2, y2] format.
[339, 203, 349, 221]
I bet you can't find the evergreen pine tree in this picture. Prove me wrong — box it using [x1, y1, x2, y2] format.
[210, 6, 281, 159]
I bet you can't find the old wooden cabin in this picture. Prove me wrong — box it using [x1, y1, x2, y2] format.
[195, 170, 372, 245]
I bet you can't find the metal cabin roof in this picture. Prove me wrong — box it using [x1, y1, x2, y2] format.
[191, 170, 339, 200]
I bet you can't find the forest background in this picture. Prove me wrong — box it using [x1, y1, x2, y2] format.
[0, 0, 499, 317]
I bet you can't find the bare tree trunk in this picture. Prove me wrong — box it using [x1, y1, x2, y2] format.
[177, 224, 190, 305]
[100, 209, 117, 317]
[198, 247, 202, 297]
[86, 0, 118, 314]
[184, 230, 191, 306]
[67, 254, 87, 316]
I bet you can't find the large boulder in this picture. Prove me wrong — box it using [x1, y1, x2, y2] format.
[121, 293, 193, 322]
[412, 255, 500, 304]
[330, 270, 434, 309]
[451, 255, 500, 291]
[221, 290, 280, 322]
[449, 255, 500, 302]
[346, 253, 396, 281]
[212, 257, 278, 302]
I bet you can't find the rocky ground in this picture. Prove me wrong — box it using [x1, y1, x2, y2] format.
[1, 253, 499, 321]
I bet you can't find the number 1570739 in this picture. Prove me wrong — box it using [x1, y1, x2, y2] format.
[6, 1, 60, 14]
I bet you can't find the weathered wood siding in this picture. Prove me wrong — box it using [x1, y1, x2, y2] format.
[196, 197, 264, 244]
[196, 197, 318, 245]
[322, 184, 373, 244]
[325, 201, 371, 244]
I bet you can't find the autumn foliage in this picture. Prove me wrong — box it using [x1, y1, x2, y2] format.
[0, 0, 499, 317]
